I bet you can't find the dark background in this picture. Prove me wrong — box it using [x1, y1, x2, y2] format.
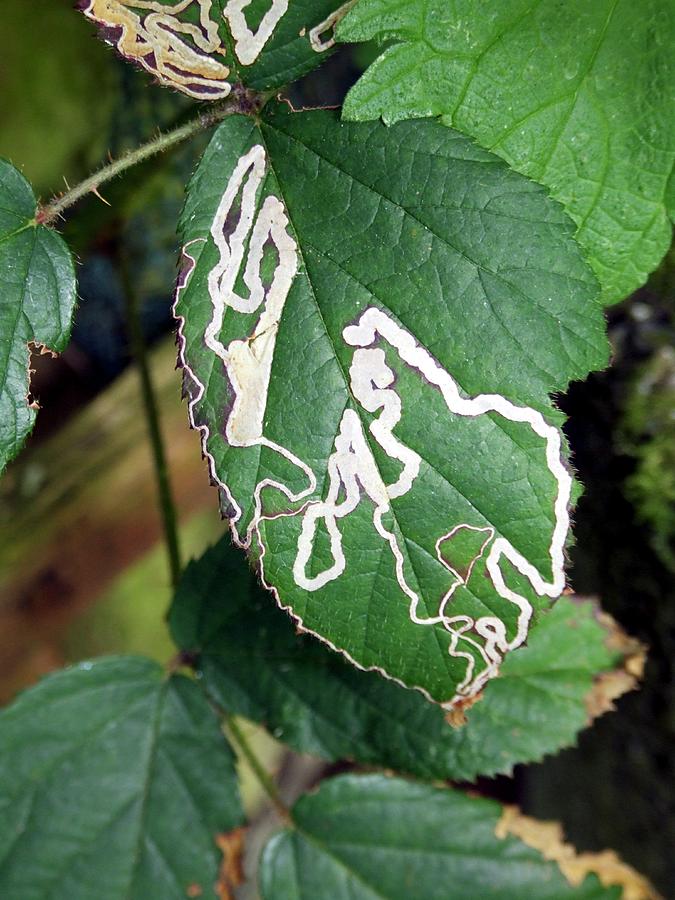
[0, 1, 673, 894]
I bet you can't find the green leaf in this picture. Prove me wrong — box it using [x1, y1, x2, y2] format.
[78, 0, 356, 99]
[174, 103, 607, 705]
[0, 160, 76, 474]
[260, 774, 626, 899]
[170, 536, 637, 781]
[221, 0, 360, 91]
[339, 0, 675, 304]
[0, 656, 244, 900]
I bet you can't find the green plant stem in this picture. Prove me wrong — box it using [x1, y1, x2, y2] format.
[121, 259, 183, 591]
[36, 94, 250, 227]
[226, 716, 290, 821]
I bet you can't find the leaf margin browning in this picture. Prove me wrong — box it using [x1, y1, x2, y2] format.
[169, 535, 643, 782]
[260, 773, 649, 899]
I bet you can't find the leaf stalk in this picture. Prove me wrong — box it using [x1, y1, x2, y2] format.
[226, 716, 291, 822]
[36, 87, 262, 227]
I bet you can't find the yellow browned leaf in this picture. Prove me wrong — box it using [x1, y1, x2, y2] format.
[585, 612, 646, 723]
[496, 806, 662, 900]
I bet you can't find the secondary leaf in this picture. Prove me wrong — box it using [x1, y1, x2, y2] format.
[174, 103, 607, 705]
[339, 0, 675, 304]
[170, 536, 642, 781]
[78, 0, 356, 98]
[0, 656, 244, 900]
[0, 160, 76, 474]
[260, 774, 639, 898]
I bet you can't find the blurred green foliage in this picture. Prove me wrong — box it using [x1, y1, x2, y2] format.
[620, 344, 675, 572]
[0, 0, 115, 195]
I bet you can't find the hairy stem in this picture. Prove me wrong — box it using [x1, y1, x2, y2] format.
[121, 257, 183, 591]
[37, 89, 258, 227]
[226, 716, 290, 821]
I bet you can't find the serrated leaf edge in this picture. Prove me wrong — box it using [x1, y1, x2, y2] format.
[172, 119, 580, 709]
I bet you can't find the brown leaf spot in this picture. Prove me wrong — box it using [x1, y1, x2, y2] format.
[186, 884, 203, 898]
[444, 691, 484, 728]
[496, 806, 662, 899]
[215, 827, 246, 900]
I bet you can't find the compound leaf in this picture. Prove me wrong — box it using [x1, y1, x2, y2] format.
[0, 656, 244, 900]
[170, 536, 641, 781]
[260, 775, 641, 899]
[78, 0, 356, 99]
[0, 160, 76, 474]
[174, 103, 607, 705]
[339, 0, 675, 304]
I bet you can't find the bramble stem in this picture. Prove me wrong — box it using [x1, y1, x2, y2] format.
[121, 258, 183, 591]
[227, 716, 290, 821]
[37, 90, 257, 227]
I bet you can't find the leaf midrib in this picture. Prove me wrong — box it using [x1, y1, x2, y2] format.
[123, 679, 168, 900]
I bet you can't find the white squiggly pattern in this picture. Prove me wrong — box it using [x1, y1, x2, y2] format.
[178, 145, 317, 546]
[79, 0, 231, 99]
[223, 0, 289, 65]
[83, 1, 363, 92]
[174, 146, 572, 706]
[309, 0, 358, 52]
[294, 310, 571, 699]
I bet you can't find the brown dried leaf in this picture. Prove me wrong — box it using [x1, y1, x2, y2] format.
[496, 806, 662, 900]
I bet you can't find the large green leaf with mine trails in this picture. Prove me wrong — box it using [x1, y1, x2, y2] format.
[78, 0, 356, 99]
[339, 0, 675, 305]
[0, 656, 244, 900]
[261, 775, 638, 898]
[174, 103, 608, 705]
[0, 160, 76, 474]
[170, 536, 641, 781]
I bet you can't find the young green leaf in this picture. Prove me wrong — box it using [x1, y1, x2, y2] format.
[0, 160, 76, 474]
[174, 103, 608, 705]
[339, 0, 675, 305]
[78, 0, 356, 98]
[260, 774, 650, 898]
[170, 536, 642, 781]
[0, 657, 244, 900]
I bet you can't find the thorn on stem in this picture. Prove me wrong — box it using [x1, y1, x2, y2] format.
[91, 186, 111, 207]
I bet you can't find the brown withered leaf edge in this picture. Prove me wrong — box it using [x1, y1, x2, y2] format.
[496, 806, 662, 900]
[585, 610, 646, 723]
[214, 827, 247, 900]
